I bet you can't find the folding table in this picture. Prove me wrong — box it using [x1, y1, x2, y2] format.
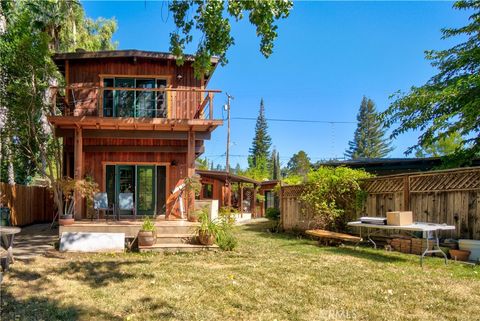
[347, 221, 455, 266]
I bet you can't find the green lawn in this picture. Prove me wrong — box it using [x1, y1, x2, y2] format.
[2, 221, 480, 321]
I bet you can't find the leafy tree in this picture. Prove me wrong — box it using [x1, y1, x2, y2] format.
[233, 163, 243, 175]
[196, 157, 210, 170]
[247, 99, 271, 180]
[168, 0, 293, 78]
[286, 150, 311, 177]
[345, 96, 392, 159]
[383, 1, 479, 165]
[0, 0, 117, 217]
[414, 131, 464, 157]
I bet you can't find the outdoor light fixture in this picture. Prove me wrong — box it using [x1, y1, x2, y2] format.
[176, 74, 183, 81]
[171, 160, 178, 166]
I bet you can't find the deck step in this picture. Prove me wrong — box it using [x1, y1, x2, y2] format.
[155, 233, 196, 244]
[139, 243, 218, 253]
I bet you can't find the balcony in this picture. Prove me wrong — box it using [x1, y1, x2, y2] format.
[50, 86, 221, 120]
[48, 86, 223, 133]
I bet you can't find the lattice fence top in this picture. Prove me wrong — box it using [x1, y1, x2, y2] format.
[410, 170, 480, 192]
[362, 177, 404, 193]
[281, 185, 304, 198]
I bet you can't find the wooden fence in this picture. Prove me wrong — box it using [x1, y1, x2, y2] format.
[0, 182, 54, 226]
[280, 167, 480, 240]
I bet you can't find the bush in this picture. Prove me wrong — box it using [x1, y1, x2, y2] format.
[265, 207, 280, 221]
[215, 211, 238, 251]
[300, 166, 372, 231]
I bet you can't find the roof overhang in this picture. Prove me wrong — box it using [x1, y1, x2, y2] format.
[196, 170, 260, 185]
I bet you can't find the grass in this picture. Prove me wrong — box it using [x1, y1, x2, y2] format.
[2, 221, 480, 321]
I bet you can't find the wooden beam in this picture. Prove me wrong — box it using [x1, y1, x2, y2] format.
[74, 127, 83, 219]
[54, 129, 212, 140]
[64, 145, 205, 154]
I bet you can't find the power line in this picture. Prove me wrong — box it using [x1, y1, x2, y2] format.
[231, 117, 356, 124]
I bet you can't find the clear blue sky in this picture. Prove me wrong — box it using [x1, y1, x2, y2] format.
[82, 1, 470, 168]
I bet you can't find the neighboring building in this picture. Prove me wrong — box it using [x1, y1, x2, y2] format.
[317, 157, 480, 176]
[48, 50, 222, 219]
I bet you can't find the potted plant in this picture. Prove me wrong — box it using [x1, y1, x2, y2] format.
[195, 208, 218, 246]
[449, 249, 471, 262]
[57, 177, 98, 226]
[138, 216, 156, 247]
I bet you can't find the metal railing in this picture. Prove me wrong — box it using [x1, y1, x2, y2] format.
[50, 86, 221, 120]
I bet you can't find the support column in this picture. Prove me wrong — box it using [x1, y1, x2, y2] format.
[74, 126, 83, 219]
[252, 184, 257, 218]
[186, 130, 196, 214]
[239, 183, 243, 218]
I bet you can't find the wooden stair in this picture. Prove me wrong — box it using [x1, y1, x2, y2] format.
[139, 223, 218, 252]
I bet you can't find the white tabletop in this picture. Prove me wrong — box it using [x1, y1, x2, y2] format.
[347, 221, 455, 232]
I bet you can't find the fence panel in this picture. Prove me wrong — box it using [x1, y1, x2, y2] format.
[280, 167, 480, 240]
[0, 182, 54, 226]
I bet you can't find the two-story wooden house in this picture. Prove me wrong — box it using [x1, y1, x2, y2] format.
[48, 50, 222, 220]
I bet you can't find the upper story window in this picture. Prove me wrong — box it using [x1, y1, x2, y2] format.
[103, 77, 168, 118]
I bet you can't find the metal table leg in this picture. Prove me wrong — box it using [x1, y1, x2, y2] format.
[355, 227, 377, 249]
[420, 229, 448, 267]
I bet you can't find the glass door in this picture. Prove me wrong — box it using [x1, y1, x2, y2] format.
[115, 78, 135, 117]
[136, 166, 156, 215]
[136, 79, 155, 117]
[116, 165, 135, 215]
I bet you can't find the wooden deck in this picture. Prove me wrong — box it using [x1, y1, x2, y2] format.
[59, 218, 199, 238]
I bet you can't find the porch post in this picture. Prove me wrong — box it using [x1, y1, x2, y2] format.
[74, 126, 84, 219]
[252, 184, 257, 218]
[239, 183, 243, 218]
[187, 130, 196, 214]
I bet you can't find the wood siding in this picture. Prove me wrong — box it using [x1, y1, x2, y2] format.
[66, 57, 203, 118]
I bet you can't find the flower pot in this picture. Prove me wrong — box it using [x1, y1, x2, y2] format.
[138, 230, 156, 247]
[198, 230, 215, 245]
[449, 249, 470, 262]
[59, 215, 74, 226]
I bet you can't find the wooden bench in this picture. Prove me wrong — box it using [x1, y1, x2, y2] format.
[305, 229, 362, 245]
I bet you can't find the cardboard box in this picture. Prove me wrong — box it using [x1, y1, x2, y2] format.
[387, 211, 413, 226]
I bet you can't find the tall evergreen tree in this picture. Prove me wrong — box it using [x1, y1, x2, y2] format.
[345, 97, 392, 159]
[271, 148, 281, 180]
[247, 98, 272, 178]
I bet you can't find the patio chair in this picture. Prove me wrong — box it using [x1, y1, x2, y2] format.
[118, 193, 135, 220]
[93, 193, 114, 221]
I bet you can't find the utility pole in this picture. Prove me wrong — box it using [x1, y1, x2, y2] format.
[225, 93, 233, 173]
[225, 93, 233, 207]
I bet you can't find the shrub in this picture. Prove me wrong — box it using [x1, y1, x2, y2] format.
[216, 211, 238, 251]
[265, 207, 280, 221]
[300, 166, 372, 231]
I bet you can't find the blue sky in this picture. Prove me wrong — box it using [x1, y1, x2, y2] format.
[82, 1, 470, 168]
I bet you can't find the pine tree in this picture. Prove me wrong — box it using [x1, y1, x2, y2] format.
[248, 98, 272, 178]
[345, 97, 392, 159]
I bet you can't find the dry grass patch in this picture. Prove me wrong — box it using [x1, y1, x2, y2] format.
[1, 221, 479, 321]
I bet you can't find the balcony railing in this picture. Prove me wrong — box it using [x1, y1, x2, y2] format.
[50, 86, 221, 120]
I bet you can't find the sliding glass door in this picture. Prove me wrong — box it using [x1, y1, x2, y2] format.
[103, 77, 168, 118]
[105, 165, 167, 216]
